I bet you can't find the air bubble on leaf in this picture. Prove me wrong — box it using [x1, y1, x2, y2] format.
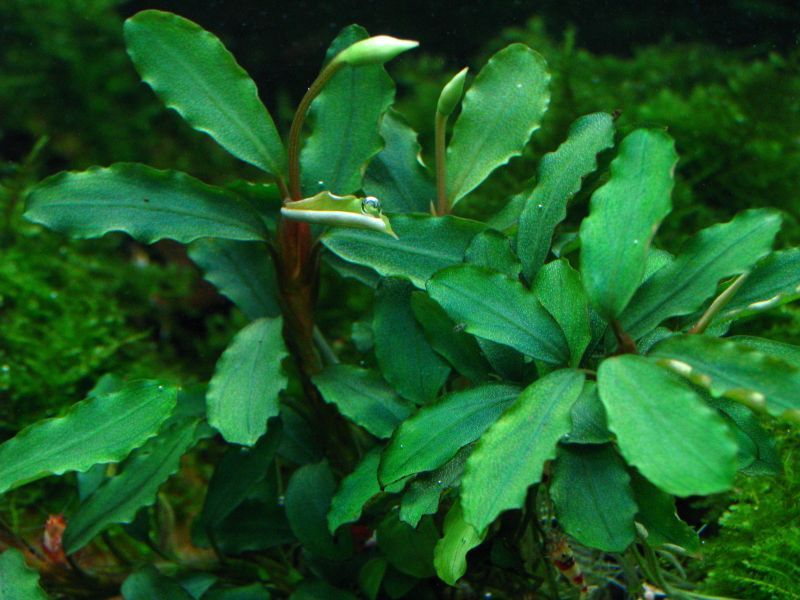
[515, 83, 522, 89]
[437, 480, 443, 485]
[157, 385, 164, 391]
[632, 238, 640, 245]
[276, 495, 285, 507]
[1, 365, 9, 373]
[537, 204, 543, 209]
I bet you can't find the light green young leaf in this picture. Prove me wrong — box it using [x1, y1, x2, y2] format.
[598, 355, 738, 496]
[301, 25, 394, 196]
[379, 384, 520, 485]
[189, 240, 280, 320]
[64, 418, 200, 553]
[464, 229, 521, 279]
[122, 566, 193, 600]
[323, 214, 486, 288]
[314, 365, 412, 438]
[427, 264, 569, 364]
[461, 370, 584, 532]
[434, 502, 486, 586]
[0, 381, 177, 496]
[550, 444, 637, 552]
[410, 292, 491, 383]
[124, 10, 285, 177]
[207, 317, 288, 446]
[364, 111, 435, 213]
[532, 259, 591, 367]
[517, 112, 615, 282]
[629, 472, 699, 552]
[0, 550, 49, 600]
[650, 334, 800, 422]
[328, 449, 381, 533]
[25, 164, 267, 244]
[374, 278, 450, 404]
[447, 44, 550, 206]
[620, 209, 782, 339]
[579, 129, 678, 320]
[281, 191, 396, 237]
[285, 462, 341, 560]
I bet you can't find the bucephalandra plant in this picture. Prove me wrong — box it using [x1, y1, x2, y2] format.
[2, 8, 799, 599]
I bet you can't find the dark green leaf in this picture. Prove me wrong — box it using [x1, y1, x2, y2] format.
[579, 129, 678, 319]
[301, 26, 395, 195]
[124, 10, 285, 176]
[0, 550, 48, 600]
[285, 461, 341, 559]
[207, 317, 288, 445]
[434, 502, 486, 586]
[328, 450, 382, 533]
[532, 259, 591, 367]
[550, 444, 636, 552]
[64, 418, 200, 553]
[122, 566, 193, 600]
[566, 381, 612, 445]
[629, 472, 699, 552]
[203, 585, 271, 600]
[427, 264, 569, 364]
[377, 514, 438, 578]
[730, 336, 800, 366]
[25, 164, 267, 244]
[374, 278, 450, 404]
[598, 355, 738, 496]
[289, 581, 356, 600]
[410, 292, 490, 383]
[314, 365, 412, 438]
[650, 334, 800, 422]
[447, 44, 549, 206]
[364, 111, 435, 213]
[464, 229, 521, 279]
[461, 370, 584, 532]
[517, 112, 615, 281]
[400, 447, 470, 527]
[323, 214, 485, 288]
[380, 384, 520, 485]
[359, 558, 387, 600]
[0, 381, 177, 496]
[189, 240, 280, 319]
[621, 209, 782, 339]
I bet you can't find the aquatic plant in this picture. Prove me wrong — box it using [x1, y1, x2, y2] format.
[2, 10, 799, 598]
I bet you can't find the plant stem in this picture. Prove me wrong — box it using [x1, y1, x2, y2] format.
[287, 61, 344, 200]
[434, 111, 449, 215]
[689, 272, 749, 334]
[611, 319, 637, 354]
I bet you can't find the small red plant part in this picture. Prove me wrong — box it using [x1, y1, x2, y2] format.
[42, 514, 67, 565]
[548, 534, 590, 598]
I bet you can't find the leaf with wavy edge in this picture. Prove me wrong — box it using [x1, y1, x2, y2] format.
[328, 450, 382, 533]
[25, 164, 267, 244]
[314, 365, 412, 438]
[124, 10, 285, 176]
[650, 334, 800, 422]
[550, 444, 637, 552]
[434, 502, 486, 586]
[0, 549, 49, 600]
[400, 447, 470, 528]
[427, 264, 569, 364]
[517, 112, 615, 282]
[189, 239, 280, 320]
[629, 472, 699, 552]
[301, 25, 395, 196]
[64, 418, 200, 553]
[379, 384, 520, 486]
[207, 317, 288, 446]
[461, 370, 584, 532]
[598, 355, 738, 496]
[323, 214, 486, 288]
[447, 44, 550, 206]
[579, 129, 678, 320]
[0, 381, 177, 496]
[620, 209, 781, 339]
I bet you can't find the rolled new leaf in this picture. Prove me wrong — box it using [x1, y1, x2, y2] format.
[25, 164, 268, 244]
[333, 35, 418, 67]
[281, 191, 397, 238]
[124, 10, 286, 177]
[0, 381, 178, 496]
[437, 67, 469, 117]
[446, 44, 550, 206]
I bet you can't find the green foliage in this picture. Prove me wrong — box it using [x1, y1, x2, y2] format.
[5, 10, 800, 600]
